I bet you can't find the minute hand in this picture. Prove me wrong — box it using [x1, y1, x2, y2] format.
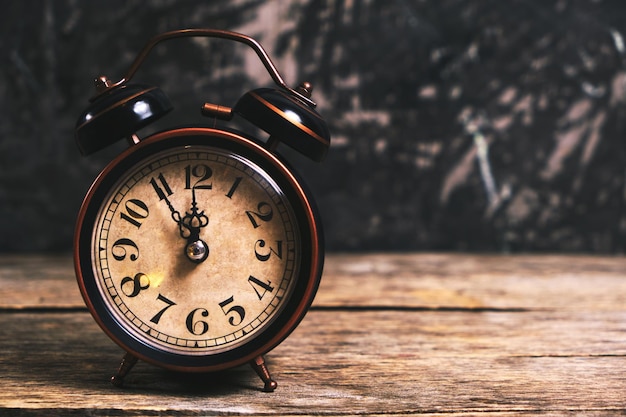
[179, 188, 209, 240]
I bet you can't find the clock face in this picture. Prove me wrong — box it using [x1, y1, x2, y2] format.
[76, 129, 321, 369]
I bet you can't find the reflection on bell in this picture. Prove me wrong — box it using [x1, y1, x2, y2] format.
[234, 88, 330, 162]
[283, 109, 302, 124]
[132, 100, 153, 118]
[75, 84, 173, 155]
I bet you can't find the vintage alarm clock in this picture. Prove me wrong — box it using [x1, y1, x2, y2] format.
[73, 29, 330, 392]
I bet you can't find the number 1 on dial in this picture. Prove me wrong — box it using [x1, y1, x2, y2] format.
[226, 177, 243, 199]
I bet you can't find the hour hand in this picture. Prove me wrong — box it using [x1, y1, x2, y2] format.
[178, 189, 208, 237]
[179, 188, 209, 263]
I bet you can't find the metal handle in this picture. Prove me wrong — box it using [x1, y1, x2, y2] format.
[98, 29, 315, 107]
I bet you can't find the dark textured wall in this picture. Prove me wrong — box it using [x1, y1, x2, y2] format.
[1, 0, 626, 253]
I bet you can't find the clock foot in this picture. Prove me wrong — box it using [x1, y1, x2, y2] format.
[250, 355, 278, 392]
[111, 351, 138, 387]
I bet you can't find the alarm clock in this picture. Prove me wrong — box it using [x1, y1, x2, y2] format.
[73, 29, 330, 392]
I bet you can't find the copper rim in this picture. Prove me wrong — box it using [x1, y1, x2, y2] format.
[74, 127, 323, 372]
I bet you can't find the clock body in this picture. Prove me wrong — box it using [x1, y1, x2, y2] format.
[74, 127, 323, 373]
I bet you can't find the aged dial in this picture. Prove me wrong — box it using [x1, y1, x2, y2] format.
[76, 129, 322, 375]
[94, 145, 299, 355]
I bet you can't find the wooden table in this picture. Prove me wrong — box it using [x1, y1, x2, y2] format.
[1, 253, 625, 415]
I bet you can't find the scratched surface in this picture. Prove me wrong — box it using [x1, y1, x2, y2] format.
[1, 0, 625, 252]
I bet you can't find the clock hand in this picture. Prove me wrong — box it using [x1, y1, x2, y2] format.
[178, 188, 209, 237]
[165, 199, 183, 226]
[179, 188, 210, 263]
[150, 174, 184, 226]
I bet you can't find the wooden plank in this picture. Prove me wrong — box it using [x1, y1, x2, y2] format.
[1, 254, 625, 415]
[318, 253, 626, 310]
[1, 253, 625, 311]
[0, 309, 624, 415]
[0, 255, 81, 309]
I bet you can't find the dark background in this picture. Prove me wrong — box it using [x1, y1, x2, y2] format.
[1, 0, 625, 253]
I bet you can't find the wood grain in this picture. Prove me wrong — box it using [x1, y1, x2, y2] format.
[0, 255, 81, 309]
[3, 253, 625, 310]
[319, 253, 626, 310]
[0, 253, 625, 415]
[1, 310, 624, 415]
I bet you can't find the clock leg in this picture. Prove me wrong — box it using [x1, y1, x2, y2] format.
[250, 355, 278, 392]
[110, 351, 138, 387]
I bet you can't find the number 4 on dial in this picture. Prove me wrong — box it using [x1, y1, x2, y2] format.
[248, 276, 274, 300]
